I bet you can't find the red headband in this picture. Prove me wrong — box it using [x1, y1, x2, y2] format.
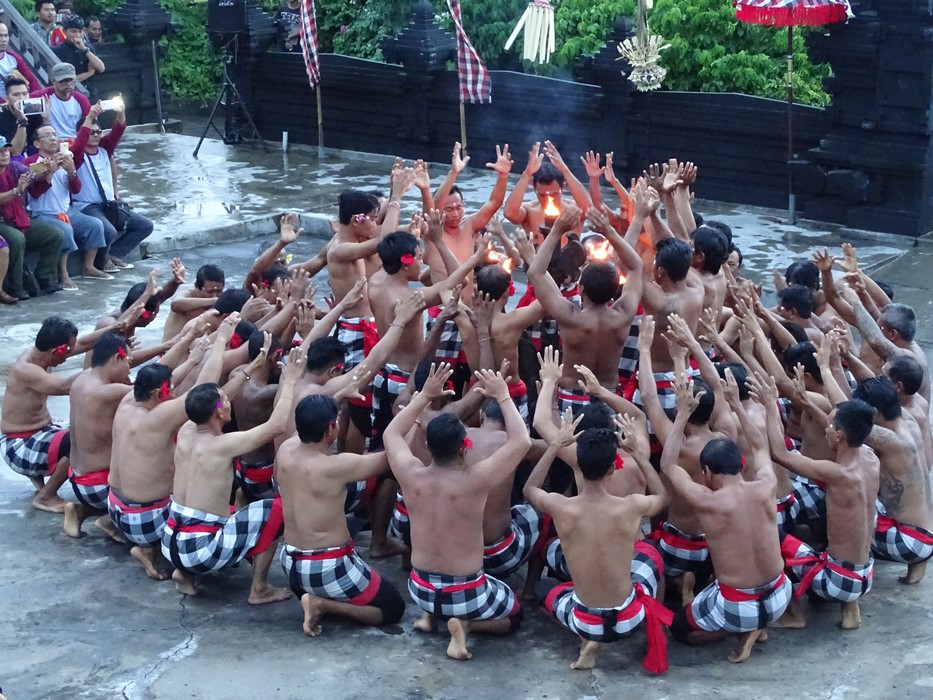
[228, 332, 244, 349]
[462, 436, 473, 450]
[140, 309, 155, 321]
[158, 381, 171, 401]
[400, 253, 415, 266]
[116, 346, 127, 359]
[53, 343, 68, 358]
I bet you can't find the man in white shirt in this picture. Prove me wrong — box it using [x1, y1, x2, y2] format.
[32, 63, 90, 140]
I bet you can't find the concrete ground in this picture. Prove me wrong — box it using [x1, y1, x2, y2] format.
[1, 132, 932, 699]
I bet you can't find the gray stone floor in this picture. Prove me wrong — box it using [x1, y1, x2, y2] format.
[1, 132, 932, 699]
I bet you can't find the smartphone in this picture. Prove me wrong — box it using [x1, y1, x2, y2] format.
[59, 142, 70, 154]
[99, 97, 123, 112]
[20, 98, 43, 115]
[29, 162, 45, 174]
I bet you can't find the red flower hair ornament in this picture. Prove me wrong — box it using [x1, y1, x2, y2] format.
[228, 333, 244, 349]
[158, 381, 171, 401]
[462, 437, 474, 450]
[400, 253, 415, 266]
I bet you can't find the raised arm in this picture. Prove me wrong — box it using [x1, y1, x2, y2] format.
[244, 213, 301, 291]
[659, 384, 711, 507]
[636, 315, 675, 442]
[581, 151, 605, 211]
[617, 413, 667, 513]
[433, 141, 469, 210]
[526, 206, 582, 324]
[465, 144, 513, 231]
[503, 142, 543, 225]
[524, 407, 581, 513]
[470, 369, 533, 488]
[543, 141, 591, 211]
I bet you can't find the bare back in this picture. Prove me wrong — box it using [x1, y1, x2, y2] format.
[559, 306, 634, 390]
[172, 423, 239, 517]
[69, 373, 129, 474]
[824, 446, 881, 564]
[1, 354, 56, 432]
[110, 398, 180, 502]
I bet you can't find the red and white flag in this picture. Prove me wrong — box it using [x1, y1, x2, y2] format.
[447, 0, 491, 104]
[299, 0, 321, 88]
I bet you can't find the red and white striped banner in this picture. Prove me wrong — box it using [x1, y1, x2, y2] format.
[734, 0, 849, 27]
[447, 0, 491, 104]
[299, 0, 321, 87]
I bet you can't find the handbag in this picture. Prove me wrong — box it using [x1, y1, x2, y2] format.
[86, 152, 130, 232]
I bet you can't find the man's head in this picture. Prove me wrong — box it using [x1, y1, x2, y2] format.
[725, 246, 743, 277]
[230, 319, 258, 350]
[716, 362, 750, 401]
[0, 135, 11, 169]
[50, 63, 76, 99]
[185, 383, 230, 425]
[33, 125, 59, 156]
[576, 428, 617, 481]
[686, 379, 716, 426]
[532, 162, 564, 209]
[258, 264, 291, 301]
[777, 284, 813, 321]
[826, 400, 876, 449]
[86, 16, 101, 42]
[35, 0, 56, 24]
[295, 394, 339, 443]
[90, 332, 131, 381]
[576, 399, 615, 431]
[653, 238, 692, 284]
[580, 261, 618, 305]
[699, 438, 743, 477]
[476, 264, 512, 304]
[425, 412, 468, 464]
[85, 120, 103, 149]
[194, 264, 225, 295]
[133, 363, 173, 402]
[120, 282, 161, 325]
[479, 398, 505, 427]
[785, 261, 820, 292]
[884, 355, 923, 398]
[213, 288, 250, 315]
[248, 330, 283, 367]
[783, 341, 822, 385]
[0, 23, 9, 54]
[853, 376, 902, 422]
[690, 225, 730, 275]
[377, 231, 421, 279]
[4, 76, 28, 104]
[442, 186, 465, 228]
[62, 13, 83, 44]
[879, 303, 916, 344]
[337, 189, 379, 237]
[35, 315, 77, 365]
[305, 337, 345, 376]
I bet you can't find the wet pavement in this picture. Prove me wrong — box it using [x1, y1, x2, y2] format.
[1, 132, 932, 699]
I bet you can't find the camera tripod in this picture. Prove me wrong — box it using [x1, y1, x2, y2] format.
[193, 37, 269, 157]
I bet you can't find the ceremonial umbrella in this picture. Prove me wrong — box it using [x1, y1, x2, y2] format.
[734, 0, 850, 222]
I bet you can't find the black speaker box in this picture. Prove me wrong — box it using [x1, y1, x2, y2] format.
[207, 0, 248, 36]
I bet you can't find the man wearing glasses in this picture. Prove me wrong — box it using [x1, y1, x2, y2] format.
[32, 62, 90, 140]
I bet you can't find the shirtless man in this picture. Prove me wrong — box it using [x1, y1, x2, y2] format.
[884, 355, 932, 467]
[526, 205, 642, 413]
[753, 374, 879, 629]
[852, 377, 933, 584]
[162, 263, 225, 341]
[1, 315, 117, 511]
[276, 394, 406, 636]
[384, 365, 531, 660]
[504, 141, 591, 241]
[108, 314, 245, 579]
[688, 224, 730, 325]
[527, 414, 672, 673]
[664, 379, 792, 664]
[769, 285, 824, 347]
[64, 332, 133, 540]
[162, 345, 305, 603]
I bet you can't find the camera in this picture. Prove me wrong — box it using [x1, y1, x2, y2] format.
[99, 96, 124, 112]
[20, 98, 43, 115]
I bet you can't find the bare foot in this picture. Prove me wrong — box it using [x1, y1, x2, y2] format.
[300, 593, 324, 637]
[770, 599, 806, 629]
[95, 515, 127, 543]
[80, 268, 114, 280]
[172, 568, 198, 596]
[369, 537, 404, 559]
[248, 584, 292, 605]
[131, 546, 168, 581]
[61, 277, 78, 291]
[413, 613, 436, 633]
[680, 572, 696, 607]
[757, 629, 769, 643]
[899, 561, 927, 585]
[840, 601, 861, 630]
[446, 618, 472, 660]
[33, 493, 67, 513]
[63, 502, 89, 537]
[570, 640, 600, 670]
[728, 629, 763, 663]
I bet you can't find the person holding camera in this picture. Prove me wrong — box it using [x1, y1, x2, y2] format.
[0, 76, 44, 158]
[32, 62, 90, 141]
[0, 23, 40, 100]
[71, 101, 152, 270]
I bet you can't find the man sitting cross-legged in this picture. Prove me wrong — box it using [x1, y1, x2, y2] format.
[752, 372, 879, 630]
[161, 345, 305, 603]
[665, 373, 792, 663]
[276, 393, 406, 637]
[526, 412, 672, 674]
[384, 364, 531, 660]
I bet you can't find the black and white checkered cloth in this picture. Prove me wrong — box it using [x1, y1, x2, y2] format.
[108, 487, 171, 547]
[617, 313, 642, 381]
[343, 476, 375, 515]
[426, 317, 466, 364]
[161, 498, 284, 574]
[69, 468, 110, 510]
[650, 520, 710, 578]
[0, 425, 68, 478]
[626, 368, 701, 454]
[281, 540, 382, 603]
[370, 363, 411, 450]
[545, 537, 571, 581]
[408, 568, 520, 620]
[333, 316, 376, 370]
[776, 493, 800, 537]
[686, 572, 792, 633]
[790, 473, 826, 523]
[555, 386, 591, 415]
[483, 503, 541, 578]
[781, 534, 873, 603]
[873, 513, 933, 564]
[234, 458, 277, 502]
[388, 491, 410, 546]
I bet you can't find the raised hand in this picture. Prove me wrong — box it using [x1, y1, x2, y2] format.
[473, 367, 510, 401]
[660, 162, 683, 194]
[632, 178, 660, 219]
[216, 311, 241, 343]
[424, 208, 445, 242]
[673, 373, 701, 416]
[643, 162, 664, 193]
[555, 407, 584, 447]
[837, 242, 859, 274]
[721, 367, 741, 408]
[394, 289, 426, 325]
[603, 152, 621, 188]
[551, 204, 582, 234]
[412, 159, 431, 190]
[679, 161, 697, 186]
[171, 257, 186, 284]
[585, 205, 613, 235]
[537, 345, 563, 384]
[279, 213, 302, 244]
[281, 345, 308, 385]
[574, 363, 602, 395]
[451, 141, 470, 174]
[524, 141, 544, 175]
[580, 151, 604, 179]
[187, 335, 212, 364]
[472, 291, 496, 332]
[697, 307, 721, 346]
[746, 371, 778, 406]
[666, 313, 696, 348]
[334, 368, 375, 403]
[615, 413, 645, 455]
[513, 229, 535, 265]
[812, 247, 835, 273]
[638, 314, 656, 354]
[486, 144, 513, 176]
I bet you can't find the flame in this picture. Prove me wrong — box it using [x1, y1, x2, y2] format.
[503, 258, 513, 274]
[544, 195, 560, 218]
[585, 239, 611, 262]
[486, 248, 500, 263]
[618, 272, 627, 285]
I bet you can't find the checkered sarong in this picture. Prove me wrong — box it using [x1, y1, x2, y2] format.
[281, 540, 381, 603]
[408, 568, 519, 620]
[649, 521, 709, 578]
[686, 572, 792, 633]
[426, 315, 466, 364]
[69, 467, 110, 510]
[0, 425, 69, 478]
[333, 316, 378, 370]
[388, 491, 410, 546]
[555, 386, 591, 415]
[624, 367, 701, 454]
[108, 487, 171, 547]
[776, 493, 800, 537]
[617, 313, 642, 381]
[790, 473, 826, 523]
[344, 476, 376, 515]
[545, 537, 571, 581]
[483, 503, 541, 578]
[234, 458, 277, 502]
[872, 514, 933, 564]
[781, 534, 872, 603]
[161, 498, 284, 574]
[370, 363, 411, 450]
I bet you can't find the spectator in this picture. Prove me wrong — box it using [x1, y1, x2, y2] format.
[0, 133, 63, 299]
[0, 23, 40, 98]
[0, 77, 43, 157]
[25, 123, 109, 289]
[275, 0, 301, 52]
[53, 15, 104, 101]
[32, 62, 90, 140]
[72, 102, 152, 270]
[31, 0, 57, 45]
[86, 16, 102, 45]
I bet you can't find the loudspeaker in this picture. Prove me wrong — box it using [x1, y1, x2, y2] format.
[207, 0, 248, 36]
